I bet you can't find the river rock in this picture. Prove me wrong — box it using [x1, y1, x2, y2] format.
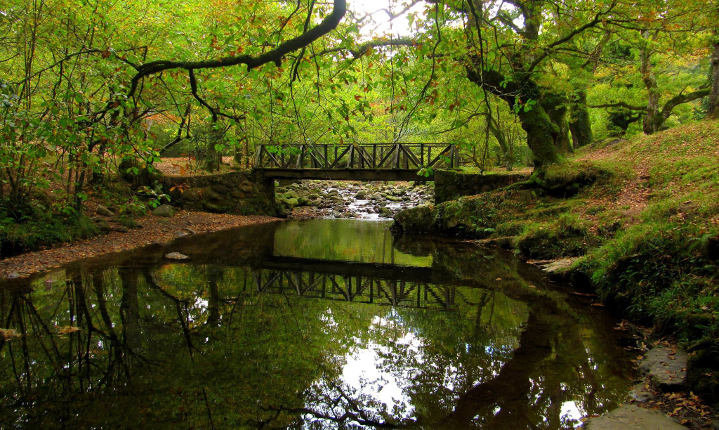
[96, 205, 114, 217]
[585, 405, 685, 429]
[152, 204, 175, 217]
[639, 347, 688, 391]
[378, 207, 394, 218]
[165, 252, 189, 260]
[393, 205, 435, 232]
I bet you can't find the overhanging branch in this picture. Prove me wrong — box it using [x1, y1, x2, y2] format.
[128, 0, 347, 97]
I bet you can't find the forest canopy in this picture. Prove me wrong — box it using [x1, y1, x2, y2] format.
[0, 0, 717, 211]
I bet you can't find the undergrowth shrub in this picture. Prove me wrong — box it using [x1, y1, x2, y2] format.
[581, 222, 718, 339]
[0, 201, 98, 258]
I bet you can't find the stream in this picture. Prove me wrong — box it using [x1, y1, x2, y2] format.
[0, 219, 633, 428]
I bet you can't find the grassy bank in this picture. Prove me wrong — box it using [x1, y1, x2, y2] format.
[395, 120, 718, 373]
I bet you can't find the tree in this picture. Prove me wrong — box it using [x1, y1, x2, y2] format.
[426, 0, 618, 168]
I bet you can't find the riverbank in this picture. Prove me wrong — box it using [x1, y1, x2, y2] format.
[393, 120, 719, 409]
[0, 211, 279, 280]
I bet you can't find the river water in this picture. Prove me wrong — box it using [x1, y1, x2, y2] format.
[0, 219, 633, 428]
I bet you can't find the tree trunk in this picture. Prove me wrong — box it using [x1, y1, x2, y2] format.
[569, 91, 593, 147]
[517, 105, 564, 168]
[204, 124, 222, 172]
[485, 113, 513, 170]
[541, 93, 573, 154]
[466, 67, 564, 167]
[640, 31, 663, 134]
[709, 38, 719, 118]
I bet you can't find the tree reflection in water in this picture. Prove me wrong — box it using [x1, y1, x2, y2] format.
[0, 220, 632, 428]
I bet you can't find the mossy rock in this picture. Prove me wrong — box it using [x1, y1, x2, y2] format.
[393, 205, 435, 233]
[517, 228, 588, 259]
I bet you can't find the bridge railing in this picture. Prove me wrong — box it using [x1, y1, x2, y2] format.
[255, 143, 459, 170]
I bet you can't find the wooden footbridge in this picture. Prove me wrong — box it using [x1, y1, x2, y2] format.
[254, 143, 459, 181]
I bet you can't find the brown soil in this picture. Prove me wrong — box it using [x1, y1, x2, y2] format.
[0, 211, 279, 280]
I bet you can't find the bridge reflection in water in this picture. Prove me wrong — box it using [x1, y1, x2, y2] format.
[253, 265, 458, 311]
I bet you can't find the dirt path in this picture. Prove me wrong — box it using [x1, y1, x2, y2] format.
[0, 211, 279, 280]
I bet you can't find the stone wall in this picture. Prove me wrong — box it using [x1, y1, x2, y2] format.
[161, 171, 277, 216]
[434, 170, 528, 203]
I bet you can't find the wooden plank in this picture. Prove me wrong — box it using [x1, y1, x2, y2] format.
[328, 145, 351, 168]
[377, 145, 397, 168]
[399, 144, 421, 168]
[427, 145, 452, 167]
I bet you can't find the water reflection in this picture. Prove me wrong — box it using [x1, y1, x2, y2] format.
[0, 220, 632, 428]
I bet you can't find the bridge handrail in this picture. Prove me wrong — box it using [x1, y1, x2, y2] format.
[255, 142, 460, 170]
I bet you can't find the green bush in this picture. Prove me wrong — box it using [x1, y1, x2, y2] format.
[0, 202, 99, 258]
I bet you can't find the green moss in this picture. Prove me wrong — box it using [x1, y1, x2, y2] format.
[578, 221, 718, 339]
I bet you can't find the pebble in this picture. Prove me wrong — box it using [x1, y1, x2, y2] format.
[165, 252, 190, 260]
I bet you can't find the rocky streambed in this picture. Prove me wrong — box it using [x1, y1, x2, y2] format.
[275, 180, 433, 219]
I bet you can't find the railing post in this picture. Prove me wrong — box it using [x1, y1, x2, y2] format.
[372, 144, 377, 168]
[349, 145, 354, 168]
[323, 145, 328, 168]
[420, 143, 424, 166]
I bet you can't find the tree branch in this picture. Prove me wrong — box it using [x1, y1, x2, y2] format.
[312, 37, 416, 59]
[127, 0, 347, 97]
[527, 1, 617, 72]
[660, 88, 710, 119]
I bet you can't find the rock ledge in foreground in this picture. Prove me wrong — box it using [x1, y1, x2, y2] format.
[639, 346, 688, 391]
[585, 405, 685, 429]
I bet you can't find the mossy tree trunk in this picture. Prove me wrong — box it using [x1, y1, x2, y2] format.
[467, 67, 565, 168]
[569, 91, 593, 147]
[517, 104, 565, 167]
[541, 93, 573, 154]
[203, 123, 222, 172]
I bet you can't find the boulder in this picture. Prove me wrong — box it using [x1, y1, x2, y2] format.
[639, 347, 688, 391]
[393, 205, 435, 232]
[629, 383, 655, 402]
[378, 207, 394, 218]
[152, 204, 175, 217]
